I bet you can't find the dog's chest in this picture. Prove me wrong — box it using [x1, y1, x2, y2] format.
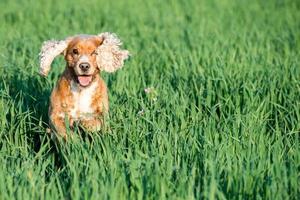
[70, 81, 97, 119]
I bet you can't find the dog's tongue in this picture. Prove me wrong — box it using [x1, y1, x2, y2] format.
[78, 76, 92, 87]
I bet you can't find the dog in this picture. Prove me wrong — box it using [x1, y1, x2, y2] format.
[39, 32, 129, 139]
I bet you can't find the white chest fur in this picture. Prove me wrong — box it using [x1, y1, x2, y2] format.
[70, 81, 97, 119]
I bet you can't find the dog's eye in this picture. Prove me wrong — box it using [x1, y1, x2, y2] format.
[91, 51, 98, 56]
[73, 49, 79, 55]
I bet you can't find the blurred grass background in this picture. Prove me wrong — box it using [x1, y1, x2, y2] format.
[0, 0, 299, 199]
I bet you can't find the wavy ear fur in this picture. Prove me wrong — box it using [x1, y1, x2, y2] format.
[39, 39, 70, 76]
[96, 32, 129, 73]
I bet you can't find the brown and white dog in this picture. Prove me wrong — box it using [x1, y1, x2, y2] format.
[39, 32, 129, 139]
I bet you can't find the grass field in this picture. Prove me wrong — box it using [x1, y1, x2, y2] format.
[0, 0, 299, 199]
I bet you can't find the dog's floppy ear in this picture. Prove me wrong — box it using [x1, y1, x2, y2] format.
[96, 32, 129, 73]
[39, 38, 71, 76]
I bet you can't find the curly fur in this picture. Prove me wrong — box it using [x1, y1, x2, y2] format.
[39, 39, 69, 76]
[96, 32, 130, 73]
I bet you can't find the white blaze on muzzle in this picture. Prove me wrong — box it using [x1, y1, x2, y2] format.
[78, 55, 90, 65]
[76, 55, 93, 87]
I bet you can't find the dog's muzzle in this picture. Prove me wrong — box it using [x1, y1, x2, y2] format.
[79, 62, 90, 72]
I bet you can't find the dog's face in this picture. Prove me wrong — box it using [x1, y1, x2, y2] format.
[65, 36, 103, 86]
[39, 32, 129, 87]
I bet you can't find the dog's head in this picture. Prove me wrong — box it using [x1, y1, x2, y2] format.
[39, 33, 129, 87]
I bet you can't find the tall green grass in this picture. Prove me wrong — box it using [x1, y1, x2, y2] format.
[0, 0, 299, 199]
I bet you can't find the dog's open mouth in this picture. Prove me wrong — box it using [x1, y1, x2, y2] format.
[77, 75, 93, 87]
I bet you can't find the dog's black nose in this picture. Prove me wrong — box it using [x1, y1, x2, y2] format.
[79, 63, 90, 71]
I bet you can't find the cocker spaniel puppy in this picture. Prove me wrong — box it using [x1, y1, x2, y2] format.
[39, 33, 129, 139]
